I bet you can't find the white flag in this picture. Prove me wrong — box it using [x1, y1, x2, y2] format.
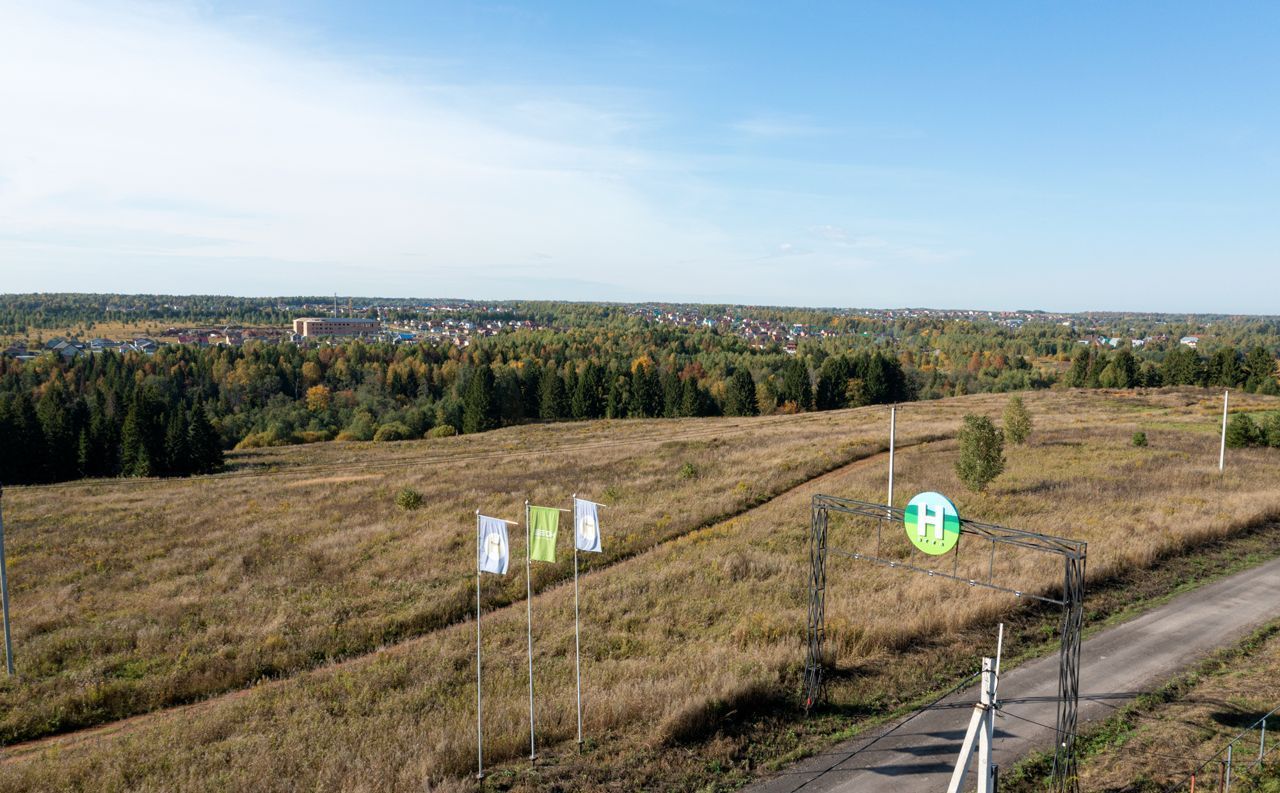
[477, 515, 509, 574]
[574, 498, 602, 553]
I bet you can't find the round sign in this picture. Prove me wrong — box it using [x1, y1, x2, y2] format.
[904, 491, 961, 556]
[579, 513, 598, 545]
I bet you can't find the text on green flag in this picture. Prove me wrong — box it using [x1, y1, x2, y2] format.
[529, 506, 560, 563]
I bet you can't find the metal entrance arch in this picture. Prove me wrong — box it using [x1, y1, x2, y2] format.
[804, 494, 1086, 793]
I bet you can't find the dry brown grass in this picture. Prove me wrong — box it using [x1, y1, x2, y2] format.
[1055, 623, 1280, 792]
[2, 388, 1279, 792]
[0, 406, 955, 744]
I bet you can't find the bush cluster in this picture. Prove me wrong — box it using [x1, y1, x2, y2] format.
[394, 488, 423, 511]
[1225, 412, 1280, 449]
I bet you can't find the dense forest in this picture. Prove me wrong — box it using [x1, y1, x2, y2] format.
[0, 326, 911, 485]
[1, 294, 1278, 486]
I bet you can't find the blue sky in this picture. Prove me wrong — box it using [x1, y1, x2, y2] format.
[1, 1, 1277, 312]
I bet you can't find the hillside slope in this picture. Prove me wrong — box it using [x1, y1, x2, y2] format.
[2, 389, 1280, 792]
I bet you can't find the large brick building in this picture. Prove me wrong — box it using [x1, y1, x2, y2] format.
[292, 318, 381, 338]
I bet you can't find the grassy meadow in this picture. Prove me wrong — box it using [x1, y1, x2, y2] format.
[2, 388, 1280, 792]
[0, 407, 957, 745]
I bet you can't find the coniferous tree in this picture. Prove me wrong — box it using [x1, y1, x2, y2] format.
[571, 363, 604, 419]
[1065, 349, 1091, 388]
[1225, 413, 1260, 448]
[724, 368, 758, 416]
[163, 408, 191, 475]
[462, 366, 498, 434]
[780, 358, 813, 410]
[1113, 348, 1138, 388]
[539, 366, 567, 420]
[187, 404, 223, 473]
[630, 364, 661, 418]
[1207, 347, 1242, 388]
[119, 399, 152, 477]
[37, 384, 76, 482]
[1162, 347, 1204, 386]
[660, 371, 682, 418]
[9, 392, 46, 484]
[679, 377, 701, 417]
[815, 356, 850, 410]
[1244, 346, 1277, 393]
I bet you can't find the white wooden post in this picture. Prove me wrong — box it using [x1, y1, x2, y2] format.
[947, 657, 998, 793]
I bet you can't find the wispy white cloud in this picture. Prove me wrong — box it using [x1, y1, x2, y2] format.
[0, 0, 735, 296]
[0, 0, 980, 307]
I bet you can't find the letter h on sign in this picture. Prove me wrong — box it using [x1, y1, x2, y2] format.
[918, 502, 945, 541]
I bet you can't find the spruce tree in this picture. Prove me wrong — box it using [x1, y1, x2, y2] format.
[120, 400, 152, 477]
[12, 392, 46, 484]
[1225, 413, 1259, 448]
[815, 356, 850, 410]
[679, 377, 701, 417]
[37, 384, 76, 482]
[187, 405, 223, 473]
[1244, 346, 1277, 392]
[462, 366, 497, 434]
[571, 363, 604, 419]
[163, 409, 191, 476]
[539, 366, 567, 420]
[780, 358, 813, 410]
[1066, 349, 1091, 388]
[605, 377, 625, 419]
[724, 368, 758, 416]
[76, 429, 91, 477]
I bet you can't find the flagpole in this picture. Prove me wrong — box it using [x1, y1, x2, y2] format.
[525, 499, 536, 761]
[572, 495, 583, 747]
[475, 510, 484, 780]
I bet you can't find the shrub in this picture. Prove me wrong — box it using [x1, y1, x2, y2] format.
[426, 425, 457, 439]
[956, 414, 1005, 492]
[1003, 395, 1032, 445]
[1225, 414, 1260, 449]
[395, 488, 423, 511]
[1264, 413, 1280, 448]
[372, 422, 412, 442]
[1132, 431, 1148, 447]
[679, 461, 699, 480]
[336, 412, 376, 442]
[233, 428, 292, 449]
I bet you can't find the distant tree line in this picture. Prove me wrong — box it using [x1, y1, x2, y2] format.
[1062, 344, 1280, 394]
[0, 331, 913, 485]
[2, 295, 1278, 486]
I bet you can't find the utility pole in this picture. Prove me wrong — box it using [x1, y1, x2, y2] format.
[1220, 390, 1229, 472]
[887, 405, 896, 509]
[0, 484, 14, 674]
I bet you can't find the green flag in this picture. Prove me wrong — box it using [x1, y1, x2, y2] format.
[529, 505, 560, 563]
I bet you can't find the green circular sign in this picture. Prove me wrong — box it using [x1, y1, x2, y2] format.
[904, 491, 961, 555]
